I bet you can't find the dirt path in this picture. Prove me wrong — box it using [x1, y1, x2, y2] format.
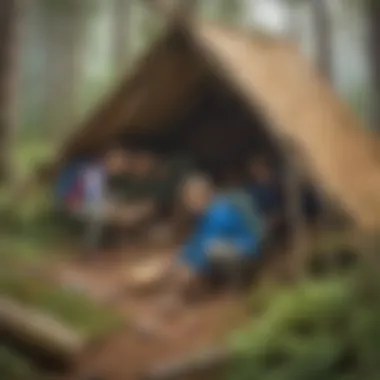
[57, 246, 251, 380]
[71, 296, 246, 380]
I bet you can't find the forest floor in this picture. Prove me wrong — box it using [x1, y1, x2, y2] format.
[2, 223, 348, 380]
[58, 228, 352, 380]
[56, 244, 266, 380]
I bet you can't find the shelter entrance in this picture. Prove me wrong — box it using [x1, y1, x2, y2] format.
[114, 74, 296, 246]
[118, 74, 284, 187]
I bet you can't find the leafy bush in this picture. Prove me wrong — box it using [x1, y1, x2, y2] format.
[0, 273, 123, 339]
[0, 346, 43, 380]
[0, 180, 76, 266]
[229, 273, 380, 380]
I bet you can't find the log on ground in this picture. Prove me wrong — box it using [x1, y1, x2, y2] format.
[0, 297, 85, 371]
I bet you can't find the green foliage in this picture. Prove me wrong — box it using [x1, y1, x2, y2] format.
[0, 273, 123, 339]
[0, 187, 52, 230]
[0, 346, 43, 380]
[15, 140, 55, 176]
[0, 135, 122, 340]
[228, 273, 380, 380]
[0, 183, 66, 265]
[0, 139, 67, 255]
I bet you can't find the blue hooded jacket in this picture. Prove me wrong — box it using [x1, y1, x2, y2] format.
[180, 190, 263, 274]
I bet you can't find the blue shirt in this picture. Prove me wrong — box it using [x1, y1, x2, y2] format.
[82, 164, 106, 205]
[180, 191, 263, 274]
[55, 160, 88, 202]
[55, 159, 105, 206]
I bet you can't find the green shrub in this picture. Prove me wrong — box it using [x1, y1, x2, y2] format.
[0, 183, 74, 266]
[229, 274, 380, 380]
[0, 273, 123, 339]
[0, 346, 44, 380]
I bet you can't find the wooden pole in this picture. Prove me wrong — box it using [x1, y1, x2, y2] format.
[284, 144, 308, 279]
[0, 297, 84, 364]
[310, 0, 336, 263]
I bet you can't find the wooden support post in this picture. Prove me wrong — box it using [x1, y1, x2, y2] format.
[283, 145, 308, 280]
[315, 192, 338, 275]
[356, 227, 380, 276]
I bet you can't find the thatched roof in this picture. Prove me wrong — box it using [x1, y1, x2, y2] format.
[53, 21, 380, 230]
[58, 29, 205, 160]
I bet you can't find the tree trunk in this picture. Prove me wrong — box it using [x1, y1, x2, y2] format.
[310, 0, 333, 81]
[112, 0, 133, 77]
[43, 2, 87, 141]
[61, 5, 87, 138]
[0, 0, 22, 184]
[0, 297, 84, 367]
[367, 0, 380, 130]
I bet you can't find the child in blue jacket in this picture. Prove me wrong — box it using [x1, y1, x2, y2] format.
[167, 174, 264, 303]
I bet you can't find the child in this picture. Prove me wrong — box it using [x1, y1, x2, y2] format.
[55, 146, 127, 253]
[248, 157, 282, 216]
[164, 173, 264, 305]
[79, 147, 129, 254]
[55, 159, 88, 214]
[248, 156, 284, 238]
